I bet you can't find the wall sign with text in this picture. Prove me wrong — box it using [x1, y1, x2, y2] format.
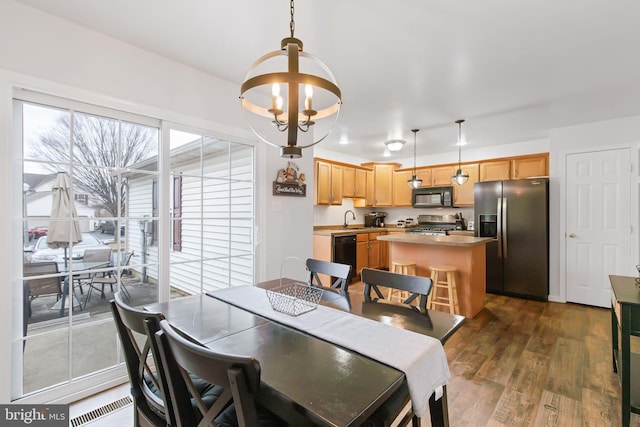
[273, 161, 306, 197]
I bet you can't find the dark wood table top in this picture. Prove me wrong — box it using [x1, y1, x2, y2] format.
[147, 279, 463, 426]
[148, 293, 404, 426]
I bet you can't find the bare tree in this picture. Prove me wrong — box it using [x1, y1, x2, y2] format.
[38, 113, 157, 216]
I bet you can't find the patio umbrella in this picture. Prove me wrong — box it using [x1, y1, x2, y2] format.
[47, 172, 82, 315]
[47, 172, 82, 266]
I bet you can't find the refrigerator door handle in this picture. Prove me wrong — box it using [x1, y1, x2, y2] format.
[503, 197, 508, 258]
[497, 197, 502, 258]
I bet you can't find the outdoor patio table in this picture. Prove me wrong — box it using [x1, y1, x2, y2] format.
[56, 260, 111, 316]
[147, 279, 464, 426]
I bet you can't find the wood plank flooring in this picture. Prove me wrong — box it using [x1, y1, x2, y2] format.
[441, 292, 640, 427]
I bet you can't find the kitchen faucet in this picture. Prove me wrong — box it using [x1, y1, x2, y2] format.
[343, 210, 356, 228]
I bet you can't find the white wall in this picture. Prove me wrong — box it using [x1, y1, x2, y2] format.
[0, 1, 314, 403]
[548, 115, 640, 301]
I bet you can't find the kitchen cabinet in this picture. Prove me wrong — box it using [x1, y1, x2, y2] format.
[431, 166, 455, 186]
[368, 232, 381, 269]
[356, 233, 369, 278]
[373, 164, 395, 206]
[511, 155, 547, 179]
[393, 170, 414, 207]
[393, 168, 432, 206]
[342, 166, 355, 198]
[609, 275, 640, 427]
[354, 168, 367, 198]
[416, 167, 432, 187]
[315, 160, 343, 205]
[355, 232, 383, 277]
[453, 163, 479, 206]
[479, 160, 511, 182]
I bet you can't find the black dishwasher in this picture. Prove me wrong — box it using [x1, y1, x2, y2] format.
[333, 235, 356, 282]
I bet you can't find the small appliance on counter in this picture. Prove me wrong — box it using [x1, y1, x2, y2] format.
[364, 211, 387, 227]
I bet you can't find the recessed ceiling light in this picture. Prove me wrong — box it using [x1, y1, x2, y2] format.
[339, 138, 349, 145]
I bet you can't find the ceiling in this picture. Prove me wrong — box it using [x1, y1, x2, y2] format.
[15, 0, 640, 162]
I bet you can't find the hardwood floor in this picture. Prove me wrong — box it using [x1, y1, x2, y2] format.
[442, 292, 640, 427]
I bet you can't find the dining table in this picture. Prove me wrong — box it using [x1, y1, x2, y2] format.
[146, 279, 464, 426]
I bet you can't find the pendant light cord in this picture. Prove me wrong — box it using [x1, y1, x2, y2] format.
[290, 0, 295, 37]
[412, 129, 418, 175]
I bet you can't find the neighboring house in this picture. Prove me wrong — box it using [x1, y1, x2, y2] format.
[126, 137, 255, 295]
[23, 172, 96, 234]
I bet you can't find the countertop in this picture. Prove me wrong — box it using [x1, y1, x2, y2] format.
[313, 227, 476, 238]
[314, 227, 396, 236]
[377, 233, 492, 247]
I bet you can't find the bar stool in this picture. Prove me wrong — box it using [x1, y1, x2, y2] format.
[428, 265, 460, 314]
[388, 261, 416, 303]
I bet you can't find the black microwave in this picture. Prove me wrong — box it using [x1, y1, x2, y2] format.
[412, 186, 454, 208]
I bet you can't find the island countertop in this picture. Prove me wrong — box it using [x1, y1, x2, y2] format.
[377, 233, 492, 248]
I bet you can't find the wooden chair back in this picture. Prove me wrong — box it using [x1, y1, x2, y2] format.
[361, 267, 432, 310]
[306, 258, 352, 294]
[110, 292, 171, 426]
[155, 319, 262, 427]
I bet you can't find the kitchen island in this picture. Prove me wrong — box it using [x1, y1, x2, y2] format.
[377, 233, 492, 318]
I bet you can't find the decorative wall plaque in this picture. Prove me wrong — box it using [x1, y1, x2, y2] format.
[273, 161, 306, 197]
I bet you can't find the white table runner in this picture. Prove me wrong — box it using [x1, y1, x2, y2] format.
[208, 285, 450, 418]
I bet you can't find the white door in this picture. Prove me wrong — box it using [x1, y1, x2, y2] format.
[565, 148, 631, 307]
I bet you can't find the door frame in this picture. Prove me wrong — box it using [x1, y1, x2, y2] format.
[558, 143, 639, 304]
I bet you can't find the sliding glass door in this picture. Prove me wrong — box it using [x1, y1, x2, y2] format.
[12, 93, 255, 402]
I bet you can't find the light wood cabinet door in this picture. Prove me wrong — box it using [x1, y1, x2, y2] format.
[431, 166, 455, 186]
[453, 163, 479, 206]
[330, 164, 343, 205]
[393, 170, 414, 207]
[315, 160, 332, 205]
[368, 233, 381, 270]
[354, 168, 367, 198]
[356, 234, 369, 278]
[373, 164, 395, 206]
[416, 167, 432, 187]
[379, 232, 389, 269]
[480, 160, 510, 182]
[342, 166, 355, 198]
[365, 170, 374, 206]
[512, 155, 548, 179]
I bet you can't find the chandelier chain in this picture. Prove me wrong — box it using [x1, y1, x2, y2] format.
[290, 0, 295, 37]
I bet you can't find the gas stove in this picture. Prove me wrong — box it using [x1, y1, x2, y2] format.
[404, 214, 463, 235]
[405, 227, 449, 236]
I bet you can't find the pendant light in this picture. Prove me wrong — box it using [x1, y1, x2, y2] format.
[240, 0, 342, 159]
[452, 119, 469, 185]
[407, 129, 423, 188]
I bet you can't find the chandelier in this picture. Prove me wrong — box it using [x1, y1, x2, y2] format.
[452, 119, 469, 185]
[407, 129, 423, 188]
[240, 0, 342, 158]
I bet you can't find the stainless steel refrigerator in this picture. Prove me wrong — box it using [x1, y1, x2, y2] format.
[474, 178, 549, 300]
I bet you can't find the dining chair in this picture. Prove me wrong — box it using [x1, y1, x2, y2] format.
[86, 251, 132, 305]
[111, 292, 228, 427]
[361, 267, 433, 310]
[75, 248, 112, 295]
[110, 292, 172, 426]
[154, 319, 286, 427]
[23, 261, 62, 317]
[306, 258, 352, 295]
